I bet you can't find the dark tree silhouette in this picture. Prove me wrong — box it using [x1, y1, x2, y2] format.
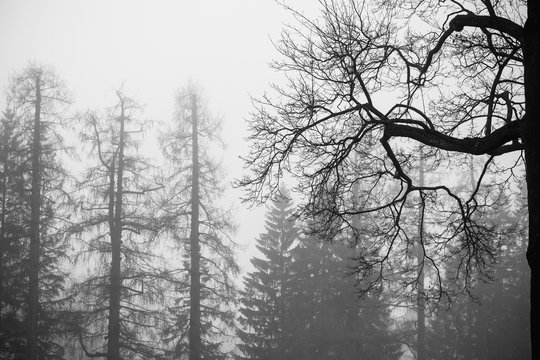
[428, 184, 530, 359]
[239, 0, 537, 355]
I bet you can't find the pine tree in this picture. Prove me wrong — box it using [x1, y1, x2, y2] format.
[237, 190, 297, 360]
[159, 86, 238, 360]
[1, 64, 71, 359]
[0, 110, 31, 358]
[69, 89, 168, 359]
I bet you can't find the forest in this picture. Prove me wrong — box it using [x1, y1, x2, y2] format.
[0, 0, 535, 359]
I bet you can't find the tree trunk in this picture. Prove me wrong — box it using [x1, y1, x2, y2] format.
[416, 152, 426, 360]
[0, 128, 8, 320]
[524, 2, 540, 358]
[28, 75, 41, 360]
[189, 94, 202, 360]
[107, 102, 125, 360]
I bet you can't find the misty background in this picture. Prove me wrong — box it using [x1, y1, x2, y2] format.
[0, 0, 531, 359]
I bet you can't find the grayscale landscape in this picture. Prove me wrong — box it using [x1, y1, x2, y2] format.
[0, 0, 534, 359]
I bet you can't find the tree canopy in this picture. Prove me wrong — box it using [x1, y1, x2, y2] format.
[239, 0, 537, 355]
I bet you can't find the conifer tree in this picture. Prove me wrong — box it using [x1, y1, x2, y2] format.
[159, 86, 238, 360]
[238, 188, 401, 359]
[70, 89, 168, 359]
[237, 190, 297, 360]
[0, 110, 31, 357]
[287, 236, 402, 360]
[1, 65, 71, 359]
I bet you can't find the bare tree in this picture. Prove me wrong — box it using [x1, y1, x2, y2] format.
[239, 0, 536, 355]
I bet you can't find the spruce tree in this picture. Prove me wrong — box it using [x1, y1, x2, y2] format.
[238, 189, 401, 359]
[237, 190, 297, 360]
[287, 235, 402, 360]
[0, 110, 31, 358]
[1, 65, 71, 359]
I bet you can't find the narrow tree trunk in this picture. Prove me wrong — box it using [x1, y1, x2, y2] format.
[350, 164, 362, 358]
[524, 2, 540, 358]
[0, 132, 7, 319]
[28, 75, 41, 360]
[278, 234, 286, 359]
[416, 152, 426, 360]
[468, 157, 481, 358]
[107, 100, 125, 360]
[189, 94, 202, 360]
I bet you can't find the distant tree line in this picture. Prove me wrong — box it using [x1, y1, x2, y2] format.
[235, 185, 529, 360]
[237, 190, 402, 360]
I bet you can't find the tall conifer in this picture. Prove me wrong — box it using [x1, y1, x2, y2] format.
[237, 190, 297, 360]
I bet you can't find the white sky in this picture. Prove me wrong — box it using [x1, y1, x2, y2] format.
[0, 0, 316, 271]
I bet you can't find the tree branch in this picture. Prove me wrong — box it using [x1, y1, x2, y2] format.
[450, 14, 524, 40]
[384, 119, 522, 155]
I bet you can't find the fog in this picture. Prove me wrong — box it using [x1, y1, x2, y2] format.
[0, 0, 531, 359]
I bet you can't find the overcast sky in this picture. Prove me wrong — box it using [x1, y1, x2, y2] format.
[0, 0, 316, 270]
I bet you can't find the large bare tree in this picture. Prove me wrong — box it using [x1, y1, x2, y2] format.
[239, 0, 537, 355]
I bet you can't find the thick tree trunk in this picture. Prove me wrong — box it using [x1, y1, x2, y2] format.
[524, 2, 540, 358]
[28, 75, 41, 360]
[189, 94, 202, 360]
[107, 103, 125, 360]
